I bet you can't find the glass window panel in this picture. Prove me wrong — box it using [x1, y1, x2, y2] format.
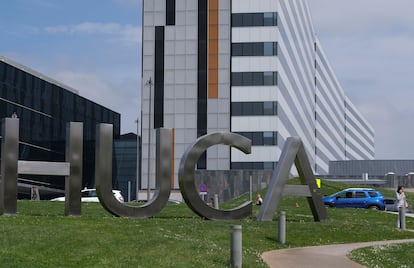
[253, 162, 263, 169]
[263, 42, 273, 56]
[231, 14, 242, 27]
[231, 102, 241, 115]
[257, 102, 264, 115]
[263, 12, 272, 26]
[263, 162, 274, 170]
[252, 13, 263, 26]
[244, 43, 253, 56]
[251, 72, 262, 85]
[253, 132, 263, 145]
[243, 72, 253, 85]
[252, 43, 263, 56]
[231, 72, 242, 86]
[243, 102, 253, 115]
[263, 102, 273, 115]
[243, 13, 253, 26]
[263, 12, 277, 26]
[263, 72, 273, 85]
[263, 131, 275, 145]
[232, 43, 242, 56]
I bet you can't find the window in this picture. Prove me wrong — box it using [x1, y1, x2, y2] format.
[263, 72, 277, 85]
[263, 42, 277, 56]
[263, 101, 275, 115]
[236, 131, 277, 146]
[355, 192, 366, 198]
[231, 162, 277, 170]
[232, 12, 277, 27]
[231, 72, 277, 86]
[368, 192, 378, 197]
[231, 102, 277, 116]
[166, 0, 176, 25]
[263, 131, 277, 145]
[232, 43, 242, 56]
[263, 12, 277, 26]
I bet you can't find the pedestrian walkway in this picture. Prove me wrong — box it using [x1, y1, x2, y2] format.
[262, 238, 414, 268]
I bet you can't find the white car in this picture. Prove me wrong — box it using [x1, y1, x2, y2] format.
[51, 188, 124, 203]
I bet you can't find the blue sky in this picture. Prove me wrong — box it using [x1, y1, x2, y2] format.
[2, 0, 414, 160]
[1, 0, 142, 135]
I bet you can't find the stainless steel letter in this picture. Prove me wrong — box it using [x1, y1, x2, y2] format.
[95, 124, 172, 218]
[0, 118, 19, 215]
[178, 132, 252, 220]
[257, 137, 328, 222]
[65, 122, 83, 216]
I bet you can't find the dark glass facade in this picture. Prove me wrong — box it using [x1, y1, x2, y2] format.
[197, 0, 208, 169]
[166, 0, 176, 26]
[231, 72, 278, 86]
[113, 133, 139, 201]
[231, 101, 278, 116]
[231, 162, 277, 170]
[235, 131, 278, 146]
[0, 58, 120, 191]
[232, 42, 278, 56]
[154, 26, 165, 129]
[232, 12, 277, 27]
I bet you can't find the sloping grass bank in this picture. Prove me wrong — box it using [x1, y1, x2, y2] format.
[0, 180, 413, 267]
[350, 242, 414, 267]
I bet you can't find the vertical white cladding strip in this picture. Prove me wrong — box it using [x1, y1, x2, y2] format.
[166, 0, 200, 187]
[276, 0, 317, 171]
[207, 0, 231, 170]
[142, 0, 162, 189]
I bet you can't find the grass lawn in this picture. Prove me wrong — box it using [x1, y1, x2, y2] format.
[0, 179, 414, 267]
[350, 242, 414, 267]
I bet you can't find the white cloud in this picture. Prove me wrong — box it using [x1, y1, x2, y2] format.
[310, 0, 414, 159]
[54, 71, 140, 133]
[310, 0, 414, 36]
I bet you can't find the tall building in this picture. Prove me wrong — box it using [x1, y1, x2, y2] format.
[141, 0, 375, 189]
[0, 56, 121, 195]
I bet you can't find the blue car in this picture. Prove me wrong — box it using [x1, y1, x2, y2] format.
[323, 188, 385, 210]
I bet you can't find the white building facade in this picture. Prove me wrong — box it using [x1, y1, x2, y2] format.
[141, 0, 375, 189]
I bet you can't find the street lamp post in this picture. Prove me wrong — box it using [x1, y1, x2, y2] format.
[146, 77, 152, 201]
[135, 117, 140, 202]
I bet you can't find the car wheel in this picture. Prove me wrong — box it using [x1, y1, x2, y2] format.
[368, 205, 380, 210]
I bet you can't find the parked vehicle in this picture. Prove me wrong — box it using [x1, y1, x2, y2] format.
[51, 188, 124, 203]
[384, 198, 412, 213]
[134, 199, 182, 204]
[323, 188, 385, 210]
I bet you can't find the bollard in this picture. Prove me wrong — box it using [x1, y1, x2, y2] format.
[399, 207, 406, 230]
[278, 211, 286, 244]
[230, 225, 242, 268]
[214, 194, 219, 209]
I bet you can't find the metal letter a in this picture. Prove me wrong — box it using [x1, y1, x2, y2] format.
[257, 137, 329, 222]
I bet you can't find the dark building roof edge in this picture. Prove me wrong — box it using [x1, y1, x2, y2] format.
[0, 55, 79, 95]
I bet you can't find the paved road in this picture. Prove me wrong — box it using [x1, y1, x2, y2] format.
[262, 238, 414, 268]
